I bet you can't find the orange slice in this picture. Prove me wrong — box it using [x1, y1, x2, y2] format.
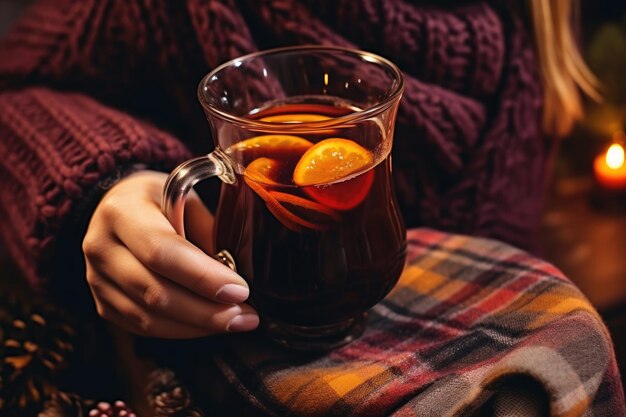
[293, 138, 373, 186]
[226, 135, 313, 161]
[260, 113, 331, 123]
[244, 157, 282, 185]
[293, 138, 374, 210]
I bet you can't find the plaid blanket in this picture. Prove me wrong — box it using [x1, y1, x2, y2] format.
[206, 229, 625, 416]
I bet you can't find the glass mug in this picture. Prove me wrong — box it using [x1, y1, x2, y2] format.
[162, 46, 406, 350]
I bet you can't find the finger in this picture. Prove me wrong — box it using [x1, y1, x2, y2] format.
[86, 269, 210, 338]
[110, 199, 248, 302]
[88, 273, 259, 338]
[97, 296, 213, 339]
[185, 190, 215, 255]
[92, 244, 258, 330]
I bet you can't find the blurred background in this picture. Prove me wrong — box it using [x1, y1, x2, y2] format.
[2, 0, 626, 390]
[538, 0, 626, 384]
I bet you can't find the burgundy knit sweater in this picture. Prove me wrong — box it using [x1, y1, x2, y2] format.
[0, 0, 546, 288]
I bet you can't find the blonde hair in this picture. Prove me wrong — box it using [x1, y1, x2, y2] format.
[529, 0, 601, 137]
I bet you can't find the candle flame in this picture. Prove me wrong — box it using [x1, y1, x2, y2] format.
[606, 143, 625, 169]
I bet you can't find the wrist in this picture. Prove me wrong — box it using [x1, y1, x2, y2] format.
[48, 163, 159, 311]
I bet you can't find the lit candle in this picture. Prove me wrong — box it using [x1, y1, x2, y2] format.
[594, 143, 626, 190]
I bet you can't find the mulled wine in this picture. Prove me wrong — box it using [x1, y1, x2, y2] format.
[215, 103, 407, 328]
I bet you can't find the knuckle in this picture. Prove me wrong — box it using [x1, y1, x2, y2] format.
[120, 304, 151, 334]
[134, 313, 152, 334]
[98, 194, 124, 222]
[143, 238, 166, 266]
[82, 234, 101, 259]
[142, 284, 169, 310]
[85, 271, 102, 290]
[94, 195, 129, 225]
[85, 269, 96, 284]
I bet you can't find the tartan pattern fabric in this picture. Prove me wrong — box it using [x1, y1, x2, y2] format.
[211, 229, 625, 417]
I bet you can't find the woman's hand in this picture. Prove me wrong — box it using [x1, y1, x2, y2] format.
[82, 170, 259, 338]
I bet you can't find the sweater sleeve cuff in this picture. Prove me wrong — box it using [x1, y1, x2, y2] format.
[0, 88, 191, 289]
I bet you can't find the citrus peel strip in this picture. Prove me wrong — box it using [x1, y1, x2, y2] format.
[269, 191, 341, 221]
[244, 177, 325, 231]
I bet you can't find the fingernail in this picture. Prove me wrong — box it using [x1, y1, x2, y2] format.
[227, 314, 259, 332]
[215, 284, 249, 303]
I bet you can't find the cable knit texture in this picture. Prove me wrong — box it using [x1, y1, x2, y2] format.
[0, 0, 545, 288]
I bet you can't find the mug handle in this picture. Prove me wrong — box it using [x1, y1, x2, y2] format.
[162, 149, 238, 271]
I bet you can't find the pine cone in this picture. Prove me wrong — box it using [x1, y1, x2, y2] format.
[0, 307, 77, 415]
[87, 400, 136, 417]
[38, 391, 93, 417]
[154, 387, 191, 416]
[147, 369, 204, 417]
